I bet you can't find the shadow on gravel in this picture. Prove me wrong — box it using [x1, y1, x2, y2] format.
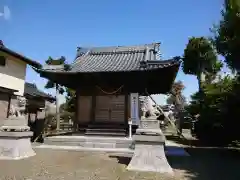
[109, 156, 131, 166]
[110, 146, 240, 180]
[168, 147, 240, 180]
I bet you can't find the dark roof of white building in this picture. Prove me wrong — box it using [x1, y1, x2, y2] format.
[0, 40, 42, 69]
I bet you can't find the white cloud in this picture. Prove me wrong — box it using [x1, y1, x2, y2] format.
[0, 6, 11, 20]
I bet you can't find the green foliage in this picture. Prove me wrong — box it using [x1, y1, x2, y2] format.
[183, 0, 240, 145]
[212, 0, 240, 71]
[58, 87, 65, 94]
[60, 111, 75, 122]
[205, 61, 223, 84]
[166, 95, 175, 105]
[186, 76, 240, 144]
[182, 37, 219, 76]
[64, 64, 71, 71]
[59, 88, 76, 112]
[44, 56, 69, 95]
[45, 114, 57, 130]
[65, 88, 76, 112]
[46, 56, 66, 65]
[44, 80, 55, 89]
[44, 56, 75, 126]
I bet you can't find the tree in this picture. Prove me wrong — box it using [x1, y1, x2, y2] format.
[212, 0, 240, 72]
[205, 61, 223, 84]
[44, 56, 69, 130]
[64, 88, 76, 112]
[186, 75, 240, 144]
[166, 95, 175, 105]
[167, 80, 186, 106]
[167, 80, 186, 133]
[182, 37, 221, 90]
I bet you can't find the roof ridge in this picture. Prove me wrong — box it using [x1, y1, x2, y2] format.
[80, 42, 159, 48]
[77, 42, 160, 54]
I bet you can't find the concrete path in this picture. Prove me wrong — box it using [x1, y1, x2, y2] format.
[33, 139, 189, 157]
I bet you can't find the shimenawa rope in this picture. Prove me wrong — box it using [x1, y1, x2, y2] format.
[96, 85, 124, 95]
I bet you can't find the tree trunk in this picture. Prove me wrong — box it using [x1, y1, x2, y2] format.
[56, 84, 60, 130]
[174, 94, 184, 134]
[197, 72, 205, 91]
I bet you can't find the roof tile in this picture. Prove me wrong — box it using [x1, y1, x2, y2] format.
[69, 43, 179, 73]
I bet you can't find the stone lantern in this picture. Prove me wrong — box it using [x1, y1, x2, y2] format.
[0, 96, 35, 160]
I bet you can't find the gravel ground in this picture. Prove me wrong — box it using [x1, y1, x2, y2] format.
[0, 148, 240, 180]
[0, 149, 182, 180]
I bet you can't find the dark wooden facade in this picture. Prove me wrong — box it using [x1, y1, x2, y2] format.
[76, 93, 130, 127]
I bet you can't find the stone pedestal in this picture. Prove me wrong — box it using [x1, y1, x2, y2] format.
[136, 118, 164, 136]
[127, 119, 173, 174]
[0, 117, 35, 160]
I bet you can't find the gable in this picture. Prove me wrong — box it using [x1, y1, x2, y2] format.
[0, 51, 28, 67]
[0, 51, 27, 96]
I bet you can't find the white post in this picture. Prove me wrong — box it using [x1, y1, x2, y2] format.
[128, 119, 132, 139]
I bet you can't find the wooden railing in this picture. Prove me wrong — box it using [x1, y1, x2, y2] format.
[60, 122, 74, 131]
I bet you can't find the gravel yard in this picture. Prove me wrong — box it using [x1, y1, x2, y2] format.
[0, 148, 240, 180]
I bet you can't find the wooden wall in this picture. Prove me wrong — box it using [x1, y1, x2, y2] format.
[77, 92, 127, 125]
[77, 96, 92, 124]
[95, 95, 125, 123]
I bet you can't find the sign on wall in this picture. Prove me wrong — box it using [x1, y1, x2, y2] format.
[130, 93, 139, 125]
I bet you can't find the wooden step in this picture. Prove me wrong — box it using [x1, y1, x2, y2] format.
[44, 135, 133, 148]
[85, 131, 126, 137]
[88, 124, 126, 129]
[86, 128, 126, 132]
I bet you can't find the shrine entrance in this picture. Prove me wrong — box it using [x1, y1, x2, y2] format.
[95, 95, 125, 123]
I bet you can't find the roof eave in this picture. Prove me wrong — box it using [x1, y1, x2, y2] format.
[0, 86, 18, 94]
[25, 93, 56, 101]
[37, 59, 181, 75]
[0, 46, 42, 69]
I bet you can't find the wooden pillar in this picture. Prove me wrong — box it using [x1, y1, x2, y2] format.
[124, 93, 129, 128]
[90, 95, 96, 123]
[74, 89, 79, 131]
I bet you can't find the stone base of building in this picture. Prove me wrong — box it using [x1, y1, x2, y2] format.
[0, 131, 36, 160]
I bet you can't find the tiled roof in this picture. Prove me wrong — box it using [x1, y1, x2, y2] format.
[39, 43, 181, 74]
[68, 43, 180, 73]
[0, 41, 42, 69]
[24, 82, 55, 101]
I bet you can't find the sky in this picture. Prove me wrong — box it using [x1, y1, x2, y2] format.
[0, 0, 225, 105]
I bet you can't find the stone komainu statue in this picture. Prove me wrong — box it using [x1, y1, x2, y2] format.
[139, 96, 157, 118]
[9, 96, 27, 117]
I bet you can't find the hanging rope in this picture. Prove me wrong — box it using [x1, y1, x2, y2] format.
[96, 85, 124, 95]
